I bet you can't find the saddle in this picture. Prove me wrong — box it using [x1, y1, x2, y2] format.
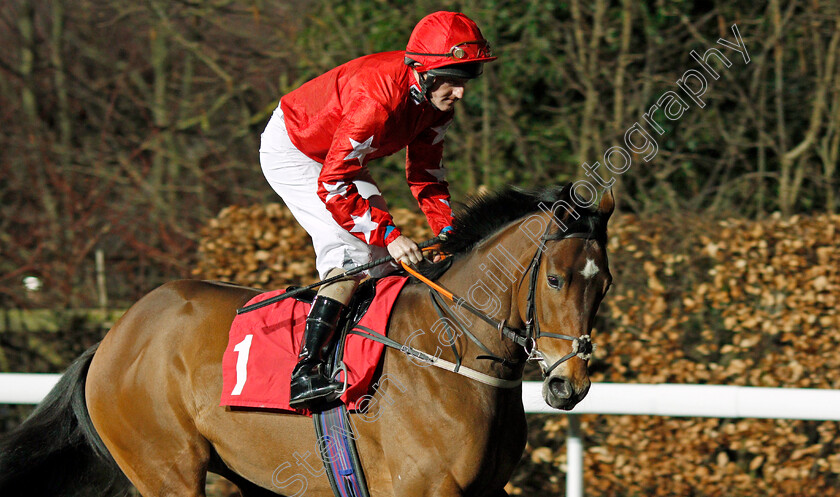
[220, 275, 407, 412]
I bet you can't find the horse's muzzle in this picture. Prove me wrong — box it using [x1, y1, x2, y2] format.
[542, 375, 591, 411]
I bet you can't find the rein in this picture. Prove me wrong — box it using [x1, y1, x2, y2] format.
[394, 223, 597, 386]
[348, 324, 522, 389]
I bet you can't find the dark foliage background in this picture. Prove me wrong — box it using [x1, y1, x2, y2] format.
[1, 0, 837, 307]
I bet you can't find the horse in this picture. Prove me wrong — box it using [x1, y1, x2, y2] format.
[0, 185, 613, 497]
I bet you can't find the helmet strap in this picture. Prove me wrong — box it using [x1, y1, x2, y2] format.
[410, 67, 441, 111]
[418, 71, 441, 111]
[409, 83, 425, 105]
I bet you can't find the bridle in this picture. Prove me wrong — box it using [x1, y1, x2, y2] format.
[348, 216, 604, 389]
[520, 227, 597, 376]
[410, 221, 599, 380]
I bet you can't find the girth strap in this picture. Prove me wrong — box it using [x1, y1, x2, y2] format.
[313, 405, 371, 497]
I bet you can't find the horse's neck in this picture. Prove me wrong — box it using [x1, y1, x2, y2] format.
[436, 216, 544, 338]
[382, 216, 547, 388]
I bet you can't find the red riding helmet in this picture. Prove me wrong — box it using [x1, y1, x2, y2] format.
[405, 11, 497, 80]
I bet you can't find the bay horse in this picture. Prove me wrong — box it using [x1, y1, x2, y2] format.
[0, 185, 613, 497]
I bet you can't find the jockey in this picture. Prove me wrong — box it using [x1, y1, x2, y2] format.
[259, 11, 497, 409]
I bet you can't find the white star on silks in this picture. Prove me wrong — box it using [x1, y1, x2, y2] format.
[439, 198, 450, 207]
[323, 181, 349, 202]
[431, 119, 453, 145]
[344, 136, 377, 165]
[426, 162, 447, 182]
[349, 209, 379, 243]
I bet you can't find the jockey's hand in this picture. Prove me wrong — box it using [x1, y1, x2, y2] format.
[387, 235, 422, 266]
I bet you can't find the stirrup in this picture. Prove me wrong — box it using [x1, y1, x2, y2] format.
[289, 376, 342, 408]
[331, 362, 349, 397]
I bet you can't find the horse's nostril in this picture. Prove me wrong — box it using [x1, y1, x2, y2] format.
[548, 378, 572, 399]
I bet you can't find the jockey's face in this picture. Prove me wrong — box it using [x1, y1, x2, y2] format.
[427, 76, 467, 111]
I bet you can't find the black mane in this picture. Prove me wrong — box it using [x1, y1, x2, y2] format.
[438, 184, 605, 255]
[415, 184, 607, 280]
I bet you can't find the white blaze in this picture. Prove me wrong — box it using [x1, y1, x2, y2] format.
[580, 259, 600, 279]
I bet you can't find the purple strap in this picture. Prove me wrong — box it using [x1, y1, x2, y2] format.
[317, 406, 368, 497]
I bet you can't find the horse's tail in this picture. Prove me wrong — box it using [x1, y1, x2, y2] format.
[0, 343, 132, 497]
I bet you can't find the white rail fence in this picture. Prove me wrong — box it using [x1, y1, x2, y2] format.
[3, 374, 840, 497]
[523, 382, 840, 497]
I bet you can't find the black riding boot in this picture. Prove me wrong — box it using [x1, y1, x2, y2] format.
[289, 295, 345, 409]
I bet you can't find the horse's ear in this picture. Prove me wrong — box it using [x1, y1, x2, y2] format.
[598, 188, 615, 220]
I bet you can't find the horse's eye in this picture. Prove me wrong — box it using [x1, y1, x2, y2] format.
[547, 274, 565, 289]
